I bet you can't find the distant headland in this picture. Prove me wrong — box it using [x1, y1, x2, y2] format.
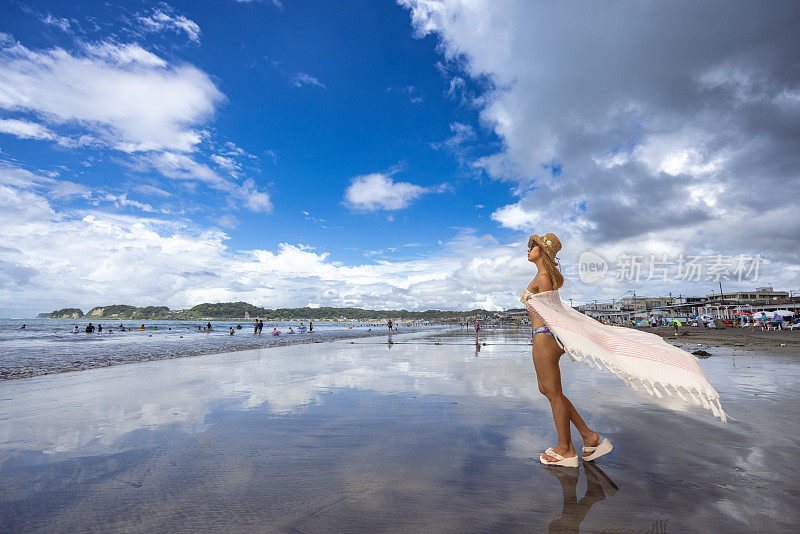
[40, 302, 492, 322]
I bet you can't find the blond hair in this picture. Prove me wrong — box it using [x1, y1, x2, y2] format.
[541, 252, 564, 290]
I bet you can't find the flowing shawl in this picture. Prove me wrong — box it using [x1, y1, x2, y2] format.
[523, 289, 726, 422]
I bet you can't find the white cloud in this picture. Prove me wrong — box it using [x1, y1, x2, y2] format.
[142, 152, 272, 212]
[490, 203, 540, 231]
[290, 72, 326, 89]
[238, 178, 273, 213]
[0, 118, 96, 147]
[0, 118, 56, 141]
[145, 152, 230, 188]
[344, 173, 429, 212]
[235, 0, 284, 9]
[0, 39, 223, 152]
[0, 166, 533, 315]
[210, 154, 240, 173]
[133, 183, 172, 197]
[136, 8, 201, 43]
[3, 166, 798, 315]
[41, 14, 72, 32]
[101, 192, 159, 213]
[399, 0, 800, 290]
[430, 121, 475, 150]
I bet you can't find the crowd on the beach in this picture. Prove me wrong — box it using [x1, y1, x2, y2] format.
[15, 319, 423, 339]
[596, 310, 800, 331]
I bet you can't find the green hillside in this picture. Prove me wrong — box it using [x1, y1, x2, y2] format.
[47, 302, 490, 321]
[47, 307, 84, 319]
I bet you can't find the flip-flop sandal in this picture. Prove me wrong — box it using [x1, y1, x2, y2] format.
[540, 447, 579, 468]
[581, 438, 613, 462]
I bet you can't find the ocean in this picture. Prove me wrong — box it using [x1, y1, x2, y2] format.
[0, 318, 445, 380]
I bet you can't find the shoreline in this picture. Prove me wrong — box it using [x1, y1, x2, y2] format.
[0, 326, 451, 382]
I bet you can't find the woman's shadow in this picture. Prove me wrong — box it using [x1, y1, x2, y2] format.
[543, 461, 619, 533]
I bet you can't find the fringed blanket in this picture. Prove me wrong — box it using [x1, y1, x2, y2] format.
[522, 289, 726, 422]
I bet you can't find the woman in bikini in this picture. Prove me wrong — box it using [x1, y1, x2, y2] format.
[524, 233, 612, 468]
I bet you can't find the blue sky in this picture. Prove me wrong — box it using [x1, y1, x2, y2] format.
[1, 1, 799, 316]
[1, 0, 509, 260]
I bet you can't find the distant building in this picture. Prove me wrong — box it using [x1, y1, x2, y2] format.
[705, 286, 789, 305]
[496, 309, 530, 324]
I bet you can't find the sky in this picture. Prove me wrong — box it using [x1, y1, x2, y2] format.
[1, 0, 799, 317]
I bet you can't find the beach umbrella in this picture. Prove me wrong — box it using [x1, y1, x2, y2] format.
[733, 311, 751, 315]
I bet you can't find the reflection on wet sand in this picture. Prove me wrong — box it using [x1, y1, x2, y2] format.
[1, 329, 799, 532]
[544, 462, 618, 534]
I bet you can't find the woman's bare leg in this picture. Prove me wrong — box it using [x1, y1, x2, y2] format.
[562, 396, 600, 455]
[533, 335, 598, 461]
[533, 335, 575, 460]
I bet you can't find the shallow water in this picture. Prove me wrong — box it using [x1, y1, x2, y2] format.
[0, 318, 443, 379]
[0, 328, 798, 532]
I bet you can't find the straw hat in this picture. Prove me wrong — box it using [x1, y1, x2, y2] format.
[528, 233, 562, 260]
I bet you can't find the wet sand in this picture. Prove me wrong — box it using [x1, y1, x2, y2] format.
[644, 326, 800, 357]
[0, 329, 798, 532]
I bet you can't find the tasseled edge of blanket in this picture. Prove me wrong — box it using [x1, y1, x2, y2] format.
[565, 347, 728, 423]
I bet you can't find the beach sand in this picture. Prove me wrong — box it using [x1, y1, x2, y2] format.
[646, 326, 799, 357]
[1, 329, 798, 532]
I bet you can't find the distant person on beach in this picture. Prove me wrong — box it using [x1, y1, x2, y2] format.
[253, 320, 259, 335]
[97, 324, 102, 332]
[229, 327, 235, 336]
[85, 323, 95, 333]
[236, 324, 242, 330]
[288, 327, 295, 334]
[207, 322, 212, 331]
[272, 328, 280, 336]
[387, 319, 393, 331]
[258, 320, 264, 334]
[20, 324, 26, 330]
[73, 326, 78, 333]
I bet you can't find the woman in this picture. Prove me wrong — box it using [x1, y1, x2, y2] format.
[522, 233, 725, 468]
[523, 233, 610, 468]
